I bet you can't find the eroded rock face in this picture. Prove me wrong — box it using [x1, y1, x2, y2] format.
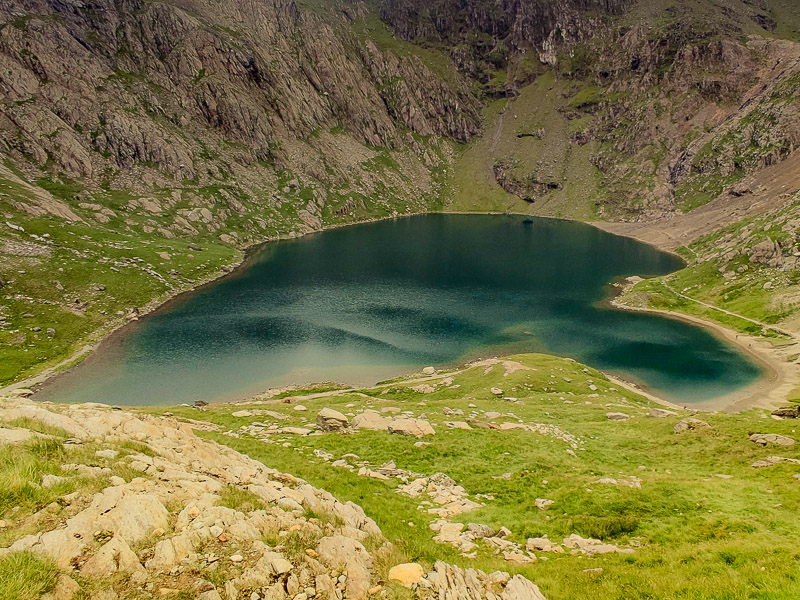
[0, 0, 479, 180]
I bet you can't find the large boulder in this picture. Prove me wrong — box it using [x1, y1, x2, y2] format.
[316, 408, 349, 431]
[501, 574, 547, 600]
[352, 410, 391, 431]
[749, 433, 795, 447]
[772, 406, 800, 419]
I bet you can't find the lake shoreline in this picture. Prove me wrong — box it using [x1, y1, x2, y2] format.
[6, 212, 782, 412]
[4, 211, 430, 398]
[607, 278, 799, 413]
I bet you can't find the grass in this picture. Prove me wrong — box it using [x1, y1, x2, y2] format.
[218, 484, 267, 513]
[446, 72, 604, 219]
[143, 352, 800, 599]
[618, 193, 800, 335]
[0, 552, 59, 600]
[0, 428, 154, 547]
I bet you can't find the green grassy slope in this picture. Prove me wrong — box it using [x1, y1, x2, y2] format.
[447, 73, 604, 219]
[147, 353, 800, 600]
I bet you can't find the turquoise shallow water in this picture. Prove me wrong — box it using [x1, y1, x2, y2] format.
[39, 214, 761, 406]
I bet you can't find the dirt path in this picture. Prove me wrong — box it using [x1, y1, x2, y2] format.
[661, 280, 797, 339]
[0, 344, 94, 396]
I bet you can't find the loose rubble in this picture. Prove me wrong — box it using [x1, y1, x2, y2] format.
[0, 398, 550, 599]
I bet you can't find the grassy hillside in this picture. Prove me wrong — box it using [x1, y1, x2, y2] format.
[142, 353, 800, 599]
[447, 72, 605, 219]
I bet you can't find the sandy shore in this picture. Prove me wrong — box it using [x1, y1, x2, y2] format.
[609, 293, 799, 413]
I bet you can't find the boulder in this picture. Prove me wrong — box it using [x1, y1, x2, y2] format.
[674, 418, 710, 434]
[0, 426, 40, 444]
[526, 537, 564, 553]
[771, 406, 800, 419]
[388, 418, 435, 437]
[280, 427, 313, 435]
[490, 388, 504, 396]
[422, 366, 436, 375]
[606, 412, 630, 421]
[316, 408, 349, 431]
[500, 575, 547, 600]
[749, 433, 795, 447]
[648, 408, 678, 418]
[352, 410, 390, 431]
[411, 384, 435, 394]
[388, 563, 424, 587]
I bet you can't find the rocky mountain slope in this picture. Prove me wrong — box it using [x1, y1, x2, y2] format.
[0, 0, 479, 384]
[2, 0, 800, 385]
[0, 390, 545, 600]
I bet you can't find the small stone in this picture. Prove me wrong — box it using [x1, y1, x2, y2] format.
[230, 554, 243, 563]
[96, 449, 120, 459]
[606, 412, 630, 421]
[294, 405, 307, 412]
[388, 563, 424, 587]
[648, 408, 678, 418]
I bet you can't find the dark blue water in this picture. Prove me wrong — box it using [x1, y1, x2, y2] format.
[40, 215, 760, 405]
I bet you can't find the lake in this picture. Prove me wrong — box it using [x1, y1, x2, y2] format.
[38, 214, 761, 406]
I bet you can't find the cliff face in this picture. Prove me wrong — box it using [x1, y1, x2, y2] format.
[381, 0, 800, 220]
[0, 0, 478, 204]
